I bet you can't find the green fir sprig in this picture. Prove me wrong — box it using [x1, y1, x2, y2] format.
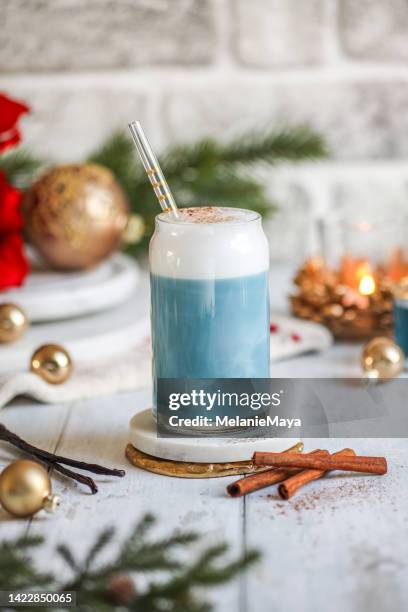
[0, 149, 44, 189]
[0, 124, 327, 257]
[89, 125, 327, 256]
[0, 513, 259, 611]
[0, 535, 53, 591]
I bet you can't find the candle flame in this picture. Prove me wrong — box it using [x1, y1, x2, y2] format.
[359, 273, 376, 296]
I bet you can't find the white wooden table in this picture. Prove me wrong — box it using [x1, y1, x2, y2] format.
[1, 266, 407, 612]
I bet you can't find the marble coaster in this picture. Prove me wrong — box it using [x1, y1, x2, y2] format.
[129, 409, 301, 463]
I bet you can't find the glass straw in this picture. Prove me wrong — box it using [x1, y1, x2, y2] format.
[128, 121, 179, 218]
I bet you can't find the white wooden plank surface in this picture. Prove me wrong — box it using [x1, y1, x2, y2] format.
[245, 438, 408, 612]
[2, 395, 407, 612]
[1, 264, 408, 612]
[0, 392, 243, 611]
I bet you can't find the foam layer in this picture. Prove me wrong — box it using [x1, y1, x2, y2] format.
[150, 206, 269, 279]
[159, 206, 258, 225]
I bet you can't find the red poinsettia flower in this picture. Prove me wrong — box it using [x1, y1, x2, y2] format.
[0, 92, 30, 153]
[0, 171, 29, 290]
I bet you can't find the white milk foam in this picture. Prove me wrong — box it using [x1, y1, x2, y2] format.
[150, 206, 269, 280]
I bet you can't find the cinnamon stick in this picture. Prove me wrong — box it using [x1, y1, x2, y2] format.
[278, 448, 355, 500]
[227, 450, 328, 498]
[253, 452, 387, 475]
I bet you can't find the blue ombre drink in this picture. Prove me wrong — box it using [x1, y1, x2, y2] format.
[149, 206, 270, 416]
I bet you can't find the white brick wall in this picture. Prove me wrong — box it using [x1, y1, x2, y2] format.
[1, 0, 408, 261]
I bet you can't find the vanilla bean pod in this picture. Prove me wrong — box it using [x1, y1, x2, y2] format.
[49, 462, 98, 494]
[0, 423, 125, 478]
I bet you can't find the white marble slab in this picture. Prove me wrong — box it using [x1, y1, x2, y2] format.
[0, 275, 149, 374]
[129, 408, 300, 462]
[1, 253, 139, 322]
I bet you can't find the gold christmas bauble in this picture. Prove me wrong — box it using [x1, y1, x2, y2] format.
[24, 163, 129, 270]
[361, 337, 405, 380]
[31, 343, 73, 384]
[0, 303, 28, 343]
[0, 460, 59, 518]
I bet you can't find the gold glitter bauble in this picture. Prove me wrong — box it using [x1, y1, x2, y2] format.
[0, 460, 59, 518]
[24, 163, 129, 270]
[361, 337, 405, 380]
[0, 303, 28, 343]
[31, 344, 73, 384]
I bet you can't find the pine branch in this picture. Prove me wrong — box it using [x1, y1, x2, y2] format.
[56, 545, 79, 574]
[177, 167, 274, 216]
[84, 527, 116, 570]
[116, 531, 199, 572]
[0, 536, 54, 591]
[0, 148, 44, 188]
[135, 544, 259, 611]
[224, 125, 328, 164]
[1, 515, 259, 611]
[88, 132, 140, 189]
[16, 124, 327, 259]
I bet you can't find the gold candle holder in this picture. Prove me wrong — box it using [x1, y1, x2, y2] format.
[290, 256, 395, 341]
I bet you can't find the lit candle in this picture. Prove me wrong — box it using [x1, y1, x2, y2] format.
[358, 273, 376, 296]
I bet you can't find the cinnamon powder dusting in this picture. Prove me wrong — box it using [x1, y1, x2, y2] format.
[178, 206, 238, 224]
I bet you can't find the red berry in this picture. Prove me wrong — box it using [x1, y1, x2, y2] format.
[291, 332, 301, 342]
[270, 323, 279, 333]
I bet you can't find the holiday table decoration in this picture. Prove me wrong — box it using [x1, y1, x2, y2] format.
[0, 303, 27, 343]
[360, 336, 405, 380]
[30, 343, 72, 385]
[2, 124, 326, 260]
[0, 92, 29, 154]
[227, 447, 388, 500]
[0, 166, 29, 291]
[0, 460, 59, 518]
[95, 127, 327, 256]
[3, 252, 139, 323]
[24, 163, 129, 270]
[0, 423, 125, 495]
[0, 514, 258, 611]
[252, 450, 387, 474]
[291, 217, 408, 339]
[227, 448, 322, 497]
[291, 255, 394, 340]
[0, 300, 151, 409]
[0, 93, 31, 291]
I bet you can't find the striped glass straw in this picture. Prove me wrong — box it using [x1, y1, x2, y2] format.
[128, 121, 179, 218]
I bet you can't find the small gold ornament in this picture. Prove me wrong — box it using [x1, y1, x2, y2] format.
[361, 336, 405, 381]
[0, 460, 60, 518]
[30, 343, 73, 384]
[0, 303, 28, 343]
[24, 163, 129, 270]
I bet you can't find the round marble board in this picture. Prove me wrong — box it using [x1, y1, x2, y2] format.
[0, 288, 150, 375]
[1, 253, 140, 322]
